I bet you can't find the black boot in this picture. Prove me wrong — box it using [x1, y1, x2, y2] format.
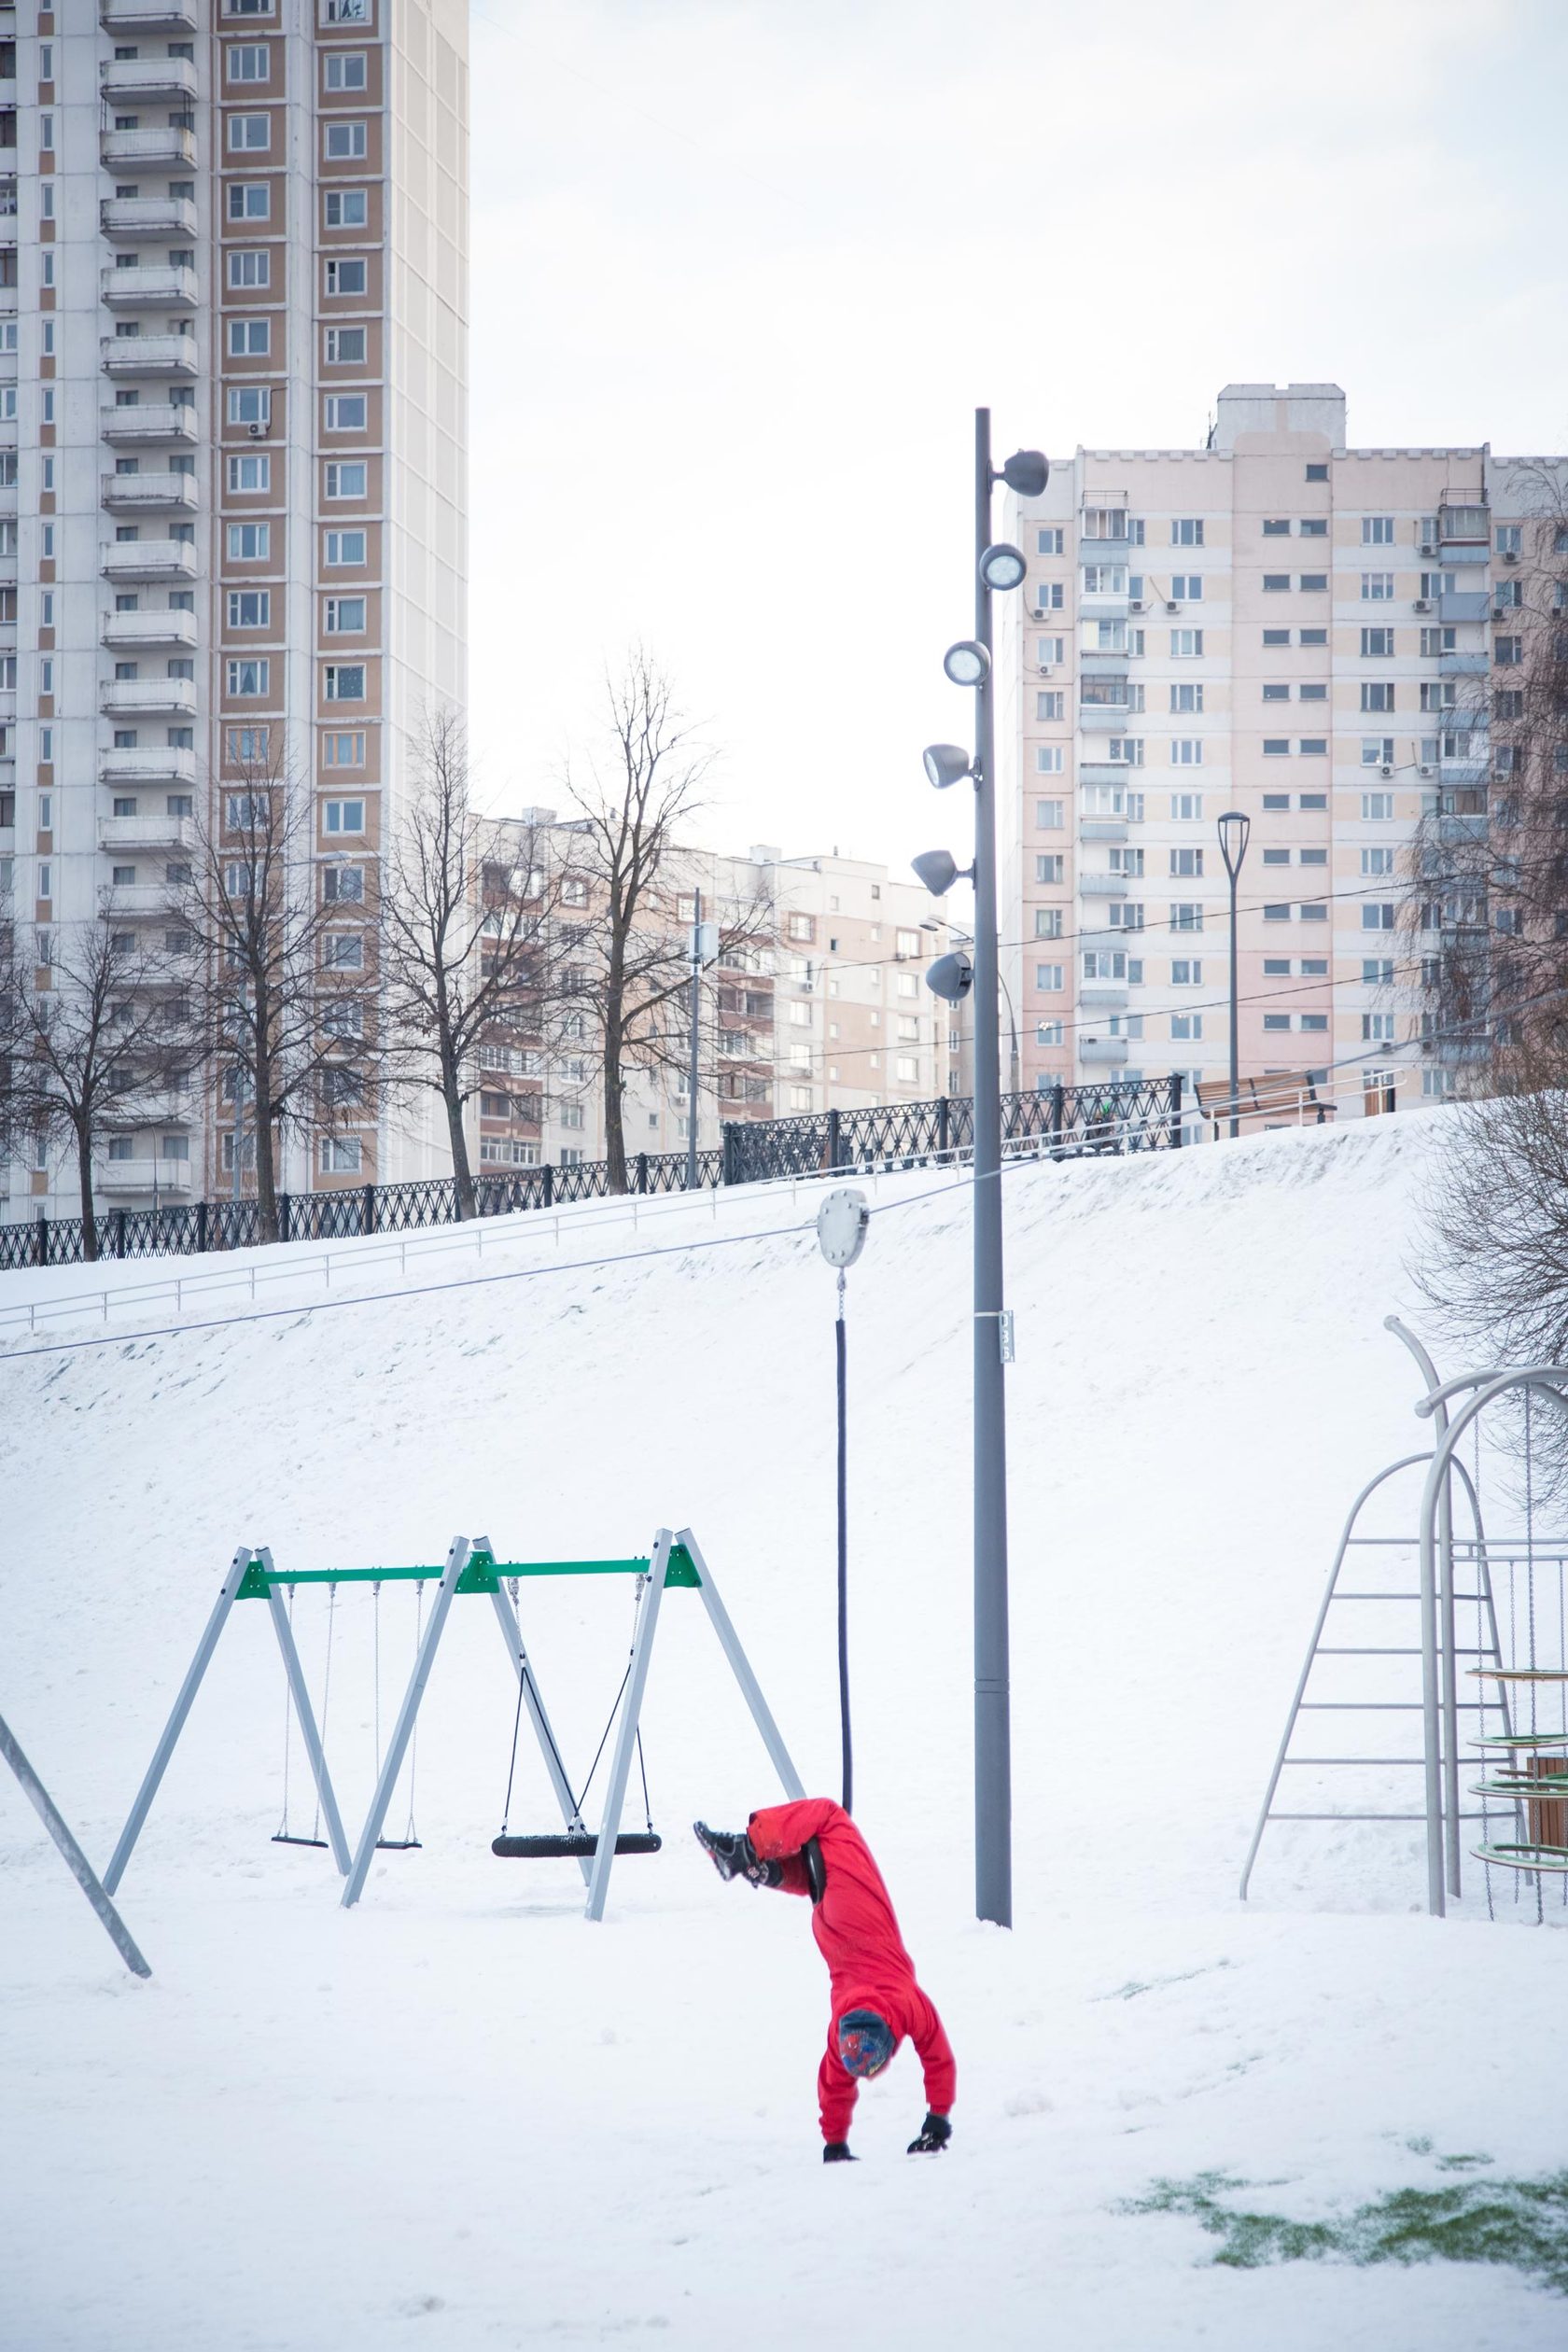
[823, 2141, 856, 2163]
[693, 1821, 783, 1888]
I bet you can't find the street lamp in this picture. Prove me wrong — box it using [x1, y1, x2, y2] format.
[917, 410, 1047, 1930]
[1217, 810, 1251, 1141]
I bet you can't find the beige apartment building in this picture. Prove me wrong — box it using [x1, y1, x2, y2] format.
[999, 383, 1566, 1117]
[467, 821, 954, 1178]
[1, 0, 467, 1223]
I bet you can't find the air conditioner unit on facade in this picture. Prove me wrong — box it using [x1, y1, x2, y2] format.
[1420, 764, 1435, 777]
[1128, 597, 1143, 612]
[1420, 541, 1436, 556]
[1504, 549, 1519, 563]
[1380, 763, 1393, 777]
[1414, 597, 1431, 612]
[245, 420, 266, 440]
[1491, 607, 1505, 621]
[1165, 599, 1179, 613]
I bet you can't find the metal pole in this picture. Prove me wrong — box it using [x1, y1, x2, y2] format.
[678, 1529, 806, 1800]
[584, 1530, 673, 1922]
[1227, 861, 1239, 1140]
[341, 1535, 470, 1908]
[835, 1268, 851, 1813]
[973, 406, 1012, 1928]
[685, 885, 701, 1191]
[0, 1711, 152, 1978]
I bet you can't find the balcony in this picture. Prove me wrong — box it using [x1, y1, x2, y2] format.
[99, 126, 198, 175]
[100, 55, 198, 105]
[1079, 986, 1128, 1011]
[101, 470, 197, 516]
[1438, 649, 1489, 676]
[101, 0, 201, 29]
[1438, 590, 1490, 623]
[101, 333, 198, 380]
[1078, 701, 1133, 731]
[1080, 819, 1127, 843]
[100, 609, 198, 653]
[98, 746, 197, 787]
[1080, 532, 1133, 558]
[101, 539, 197, 584]
[103, 881, 175, 917]
[1078, 873, 1130, 897]
[93, 1157, 194, 1197]
[99, 813, 196, 854]
[101, 402, 198, 448]
[1079, 763, 1143, 791]
[1078, 1037, 1130, 1067]
[100, 195, 198, 243]
[102, 263, 197, 311]
[100, 677, 197, 721]
[1079, 650, 1130, 679]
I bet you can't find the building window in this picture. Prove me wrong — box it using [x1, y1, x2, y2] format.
[228, 249, 270, 288]
[1361, 903, 1396, 931]
[1034, 745, 1064, 775]
[226, 387, 271, 427]
[324, 461, 368, 498]
[324, 50, 368, 89]
[1033, 581, 1064, 611]
[323, 664, 365, 701]
[325, 394, 368, 431]
[1035, 690, 1064, 721]
[1170, 574, 1202, 600]
[227, 589, 270, 627]
[225, 728, 269, 763]
[324, 529, 367, 566]
[1298, 737, 1327, 757]
[1306, 463, 1328, 482]
[324, 119, 368, 161]
[1362, 516, 1395, 545]
[321, 731, 366, 766]
[1169, 629, 1203, 658]
[227, 454, 270, 492]
[226, 522, 270, 560]
[324, 798, 366, 834]
[228, 113, 271, 151]
[1034, 908, 1062, 939]
[325, 189, 369, 229]
[1035, 855, 1063, 884]
[325, 257, 367, 298]
[1170, 959, 1201, 986]
[1169, 793, 1202, 821]
[323, 931, 364, 970]
[1035, 799, 1063, 829]
[227, 658, 269, 696]
[1360, 626, 1394, 657]
[323, 595, 366, 634]
[1496, 635, 1523, 667]
[227, 44, 270, 80]
[1262, 738, 1290, 757]
[1262, 518, 1291, 538]
[325, 326, 367, 365]
[228, 181, 270, 219]
[1262, 573, 1290, 593]
[1169, 739, 1202, 766]
[1363, 1013, 1395, 1043]
[320, 1135, 363, 1172]
[1360, 682, 1394, 712]
[1169, 847, 1203, 877]
[325, 864, 365, 903]
[1362, 792, 1394, 820]
[1170, 1013, 1202, 1041]
[1035, 963, 1064, 991]
[1035, 527, 1063, 555]
[228, 317, 271, 357]
[1169, 903, 1203, 933]
[1299, 518, 1327, 539]
[1170, 519, 1204, 546]
[1298, 573, 1328, 593]
[1169, 683, 1203, 714]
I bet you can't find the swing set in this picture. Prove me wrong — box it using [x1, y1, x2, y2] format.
[102, 1525, 804, 1922]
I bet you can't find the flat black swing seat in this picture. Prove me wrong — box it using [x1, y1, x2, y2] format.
[492, 1830, 662, 1860]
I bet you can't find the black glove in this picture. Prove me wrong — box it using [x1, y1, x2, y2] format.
[822, 2140, 856, 2164]
[907, 2112, 952, 2155]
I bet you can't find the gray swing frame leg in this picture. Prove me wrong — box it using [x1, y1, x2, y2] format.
[488, 1570, 593, 1888]
[678, 1527, 806, 1802]
[342, 1536, 470, 1909]
[263, 1552, 352, 1876]
[584, 1529, 673, 1923]
[0, 1710, 152, 1980]
[104, 1545, 254, 1896]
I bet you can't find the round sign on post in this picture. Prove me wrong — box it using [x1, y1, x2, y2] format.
[816, 1187, 869, 1270]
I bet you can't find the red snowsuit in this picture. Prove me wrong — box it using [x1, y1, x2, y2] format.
[747, 1798, 956, 2146]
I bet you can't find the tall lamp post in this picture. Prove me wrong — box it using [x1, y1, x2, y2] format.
[1217, 810, 1251, 1141]
[913, 409, 1047, 1929]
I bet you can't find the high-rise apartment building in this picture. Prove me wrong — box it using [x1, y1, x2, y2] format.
[469, 821, 955, 1177]
[3, 0, 467, 1223]
[1000, 384, 1566, 1118]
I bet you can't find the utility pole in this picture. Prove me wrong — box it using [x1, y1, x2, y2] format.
[970, 407, 1011, 1928]
[1218, 812, 1251, 1141]
[686, 885, 702, 1190]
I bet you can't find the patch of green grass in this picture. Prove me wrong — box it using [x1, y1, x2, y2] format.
[1122, 2168, 1568, 2295]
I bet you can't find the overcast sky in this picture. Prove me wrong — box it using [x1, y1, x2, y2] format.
[467, 0, 1568, 879]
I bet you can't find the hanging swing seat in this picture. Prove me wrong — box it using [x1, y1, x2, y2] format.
[272, 1830, 330, 1849]
[1471, 1840, 1568, 1874]
[1470, 1773, 1568, 1799]
[1466, 1665, 1568, 1682]
[492, 1829, 662, 1860]
[1470, 1727, 1568, 1749]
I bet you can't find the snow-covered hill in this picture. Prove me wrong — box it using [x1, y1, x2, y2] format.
[3, 1112, 1563, 2348]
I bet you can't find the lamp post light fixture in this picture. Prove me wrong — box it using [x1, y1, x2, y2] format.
[920, 408, 1047, 1931]
[1216, 810, 1252, 1141]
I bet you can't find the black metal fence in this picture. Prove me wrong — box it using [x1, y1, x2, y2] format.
[0, 1075, 1183, 1272]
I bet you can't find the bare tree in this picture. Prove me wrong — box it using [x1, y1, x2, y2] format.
[564, 653, 766, 1190]
[0, 917, 191, 1261]
[1407, 480, 1568, 1091]
[170, 746, 375, 1244]
[381, 708, 562, 1217]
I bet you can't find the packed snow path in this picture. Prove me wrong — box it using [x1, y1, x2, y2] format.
[3, 1113, 1563, 2346]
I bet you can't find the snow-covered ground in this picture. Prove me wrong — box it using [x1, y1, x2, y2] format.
[3, 1111, 1564, 2348]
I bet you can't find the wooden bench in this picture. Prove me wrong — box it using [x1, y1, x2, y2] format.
[1195, 1073, 1337, 1136]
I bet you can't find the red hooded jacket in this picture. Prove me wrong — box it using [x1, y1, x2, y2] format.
[747, 1797, 956, 2144]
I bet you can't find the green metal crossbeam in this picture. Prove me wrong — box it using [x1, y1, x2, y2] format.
[233, 1543, 699, 1601]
